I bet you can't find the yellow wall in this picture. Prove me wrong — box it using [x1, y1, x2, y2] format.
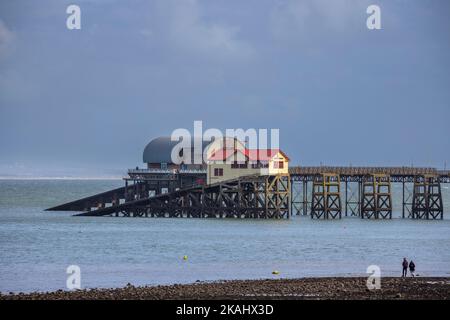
[207, 163, 259, 184]
[207, 151, 289, 184]
[265, 153, 289, 175]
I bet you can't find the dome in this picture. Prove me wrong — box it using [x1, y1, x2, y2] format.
[142, 136, 211, 164]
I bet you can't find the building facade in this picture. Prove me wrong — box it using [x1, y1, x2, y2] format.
[134, 136, 289, 189]
[207, 147, 290, 184]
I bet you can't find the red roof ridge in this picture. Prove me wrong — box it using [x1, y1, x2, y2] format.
[208, 147, 289, 161]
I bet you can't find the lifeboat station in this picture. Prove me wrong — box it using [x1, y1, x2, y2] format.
[47, 136, 450, 220]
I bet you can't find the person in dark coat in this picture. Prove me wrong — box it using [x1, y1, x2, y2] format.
[402, 258, 408, 277]
[409, 260, 416, 277]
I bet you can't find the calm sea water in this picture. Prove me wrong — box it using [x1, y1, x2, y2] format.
[0, 179, 449, 293]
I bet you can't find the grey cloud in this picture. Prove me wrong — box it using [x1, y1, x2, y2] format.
[0, 19, 14, 58]
[167, 0, 254, 60]
[269, 0, 372, 41]
[0, 0, 449, 176]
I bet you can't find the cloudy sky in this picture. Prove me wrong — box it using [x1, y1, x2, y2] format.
[0, 0, 449, 177]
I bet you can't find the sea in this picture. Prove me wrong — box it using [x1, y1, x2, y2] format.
[0, 179, 449, 293]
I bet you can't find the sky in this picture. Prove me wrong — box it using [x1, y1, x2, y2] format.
[0, 0, 449, 177]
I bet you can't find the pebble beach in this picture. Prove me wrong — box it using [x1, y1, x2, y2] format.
[2, 277, 449, 300]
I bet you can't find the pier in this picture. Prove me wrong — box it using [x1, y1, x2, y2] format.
[47, 166, 450, 220]
[45, 135, 450, 220]
[72, 174, 290, 219]
[290, 166, 450, 219]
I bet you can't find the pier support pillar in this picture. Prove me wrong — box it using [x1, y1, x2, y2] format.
[401, 179, 414, 219]
[302, 180, 309, 216]
[343, 180, 360, 217]
[412, 175, 443, 219]
[361, 174, 392, 219]
[345, 179, 348, 217]
[311, 173, 342, 219]
[265, 174, 290, 219]
[290, 177, 302, 215]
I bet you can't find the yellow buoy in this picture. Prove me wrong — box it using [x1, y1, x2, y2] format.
[272, 270, 280, 275]
[183, 255, 188, 261]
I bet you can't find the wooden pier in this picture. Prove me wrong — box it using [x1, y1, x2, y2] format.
[49, 175, 291, 219]
[47, 166, 450, 220]
[289, 166, 450, 220]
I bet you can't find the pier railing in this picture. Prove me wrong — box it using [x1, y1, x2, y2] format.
[289, 166, 440, 176]
[128, 168, 207, 175]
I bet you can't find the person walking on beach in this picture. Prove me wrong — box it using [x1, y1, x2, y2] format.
[402, 258, 408, 277]
[409, 260, 416, 277]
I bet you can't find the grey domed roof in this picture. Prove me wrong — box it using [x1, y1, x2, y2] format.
[143, 136, 211, 164]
